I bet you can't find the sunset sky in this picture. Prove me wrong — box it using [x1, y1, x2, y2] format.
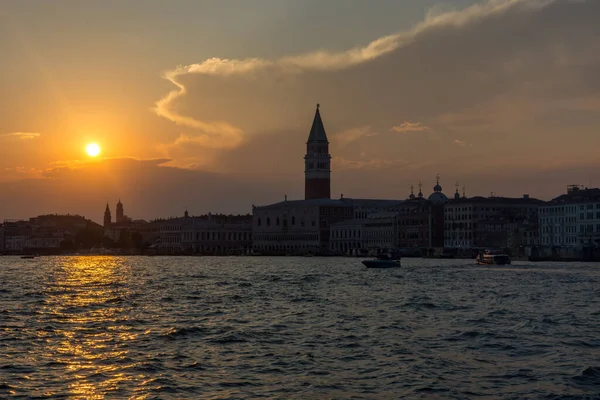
[1, 0, 600, 223]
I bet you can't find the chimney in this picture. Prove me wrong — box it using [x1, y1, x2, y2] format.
[523, 194, 529, 199]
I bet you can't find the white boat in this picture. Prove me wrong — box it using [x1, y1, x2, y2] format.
[476, 250, 511, 265]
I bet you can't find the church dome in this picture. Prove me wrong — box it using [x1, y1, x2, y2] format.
[428, 192, 448, 204]
[428, 175, 448, 204]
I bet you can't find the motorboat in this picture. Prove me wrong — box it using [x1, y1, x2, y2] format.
[362, 252, 401, 268]
[476, 249, 511, 265]
[21, 255, 36, 259]
[362, 259, 401, 268]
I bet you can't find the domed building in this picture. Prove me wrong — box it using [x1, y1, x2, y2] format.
[427, 174, 449, 205]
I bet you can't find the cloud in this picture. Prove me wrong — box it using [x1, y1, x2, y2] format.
[336, 156, 407, 170]
[0, 132, 41, 140]
[151, 0, 600, 173]
[391, 122, 433, 134]
[333, 126, 377, 145]
[453, 139, 473, 147]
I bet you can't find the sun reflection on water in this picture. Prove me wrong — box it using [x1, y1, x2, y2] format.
[40, 257, 141, 398]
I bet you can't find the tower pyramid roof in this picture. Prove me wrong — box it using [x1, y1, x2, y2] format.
[307, 104, 328, 143]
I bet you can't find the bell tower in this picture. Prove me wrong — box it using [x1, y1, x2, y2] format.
[116, 199, 124, 223]
[304, 104, 331, 200]
[104, 203, 112, 227]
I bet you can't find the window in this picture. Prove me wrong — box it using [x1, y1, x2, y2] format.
[258, 218, 262, 226]
[292, 216, 296, 225]
[276, 217, 280, 226]
[267, 218, 270, 226]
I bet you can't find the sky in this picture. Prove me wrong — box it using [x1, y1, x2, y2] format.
[1, 0, 600, 223]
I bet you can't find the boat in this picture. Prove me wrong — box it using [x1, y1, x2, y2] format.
[476, 249, 511, 265]
[362, 252, 402, 268]
[362, 259, 401, 268]
[21, 255, 35, 259]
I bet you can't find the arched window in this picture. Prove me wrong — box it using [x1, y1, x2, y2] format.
[258, 218, 262, 226]
[276, 217, 280, 226]
[267, 218, 271, 226]
[292, 216, 296, 225]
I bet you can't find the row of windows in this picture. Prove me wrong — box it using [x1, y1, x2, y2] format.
[254, 233, 319, 242]
[181, 231, 251, 241]
[541, 236, 581, 245]
[253, 244, 319, 252]
[540, 203, 600, 214]
[543, 224, 600, 235]
[444, 232, 473, 240]
[446, 207, 536, 213]
[257, 217, 316, 227]
[332, 230, 360, 239]
[306, 162, 329, 169]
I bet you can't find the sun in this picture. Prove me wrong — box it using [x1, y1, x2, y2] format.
[86, 143, 101, 157]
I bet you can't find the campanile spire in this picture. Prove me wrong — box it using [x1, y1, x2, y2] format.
[304, 104, 331, 200]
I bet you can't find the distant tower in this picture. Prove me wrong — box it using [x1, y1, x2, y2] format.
[304, 104, 331, 200]
[455, 181, 460, 200]
[184, 208, 189, 218]
[409, 184, 416, 200]
[116, 199, 124, 223]
[104, 203, 112, 227]
[462, 184, 467, 198]
[418, 181, 423, 198]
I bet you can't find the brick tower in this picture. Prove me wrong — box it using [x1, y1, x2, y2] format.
[304, 104, 331, 200]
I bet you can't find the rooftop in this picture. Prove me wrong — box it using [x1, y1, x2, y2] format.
[254, 198, 404, 210]
[446, 196, 545, 205]
[546, 187, 600, 205]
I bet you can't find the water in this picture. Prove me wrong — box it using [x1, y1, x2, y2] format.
[1, 256, 600, 399]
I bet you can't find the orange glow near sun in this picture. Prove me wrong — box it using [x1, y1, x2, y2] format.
[86, 143, 101, 157]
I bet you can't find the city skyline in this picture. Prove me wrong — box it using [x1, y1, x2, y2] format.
[2, 0, 600, 223]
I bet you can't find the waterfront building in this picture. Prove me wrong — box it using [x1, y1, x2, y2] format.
[253, 196, 400, 255]
[444, 194, 544, 251]
[539, 185, 600, 250]
[181, 213, 252, 255]
[157, 216, 186, 254]
[329, 210, 399, 256]
[391, 198, 438, 249]
[1, 215, 101, 253]
[252, 104, 401, 255]
[155, 212, 253, 254]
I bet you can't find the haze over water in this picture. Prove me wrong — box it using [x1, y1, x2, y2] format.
[1, 256, 600, 399]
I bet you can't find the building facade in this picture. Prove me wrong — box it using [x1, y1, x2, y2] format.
[181, 214, 252, 255]
[444, 195, 544, 250]
[539, 186, 600, 250]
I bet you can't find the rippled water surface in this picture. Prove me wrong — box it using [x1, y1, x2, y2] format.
[1, 256, 600, 399]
